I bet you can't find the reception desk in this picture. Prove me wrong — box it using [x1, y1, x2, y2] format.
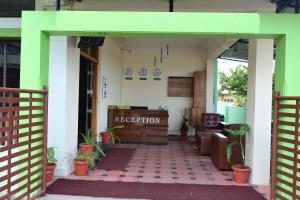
[108, 108, 169, 144]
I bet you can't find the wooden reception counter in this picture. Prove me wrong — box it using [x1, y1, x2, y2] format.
[108, 108, 169, 144]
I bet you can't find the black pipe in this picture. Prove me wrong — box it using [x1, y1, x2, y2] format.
[169, 0, 173, 12]
[56, 0, 61, 11]
[295, 0, 300, 13]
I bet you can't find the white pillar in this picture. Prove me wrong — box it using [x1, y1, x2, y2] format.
[246, 39, 273, 185]
[206, 60, 215, 113]
[48, 36, 80, 176]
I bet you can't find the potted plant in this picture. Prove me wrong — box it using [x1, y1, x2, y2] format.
[101, 125, 124, 145]
[72, 150, 99, 176]
[46, 147, 57, 182]
[79, 130, 106, 157]
[73, 150, 90, 176]
[180, 116, 189, 137]
[224, 124, 251, 184]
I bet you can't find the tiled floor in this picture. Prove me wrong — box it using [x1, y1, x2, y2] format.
[60, 139, 270, 199]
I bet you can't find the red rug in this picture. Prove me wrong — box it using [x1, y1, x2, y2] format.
[47, 179, 266, 200]
[97, 148, 135, 171]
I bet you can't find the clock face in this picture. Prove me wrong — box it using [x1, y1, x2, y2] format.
[139, 68, 147, 77]
[124, 67, 133, 76]
[153, 68, 161, 77]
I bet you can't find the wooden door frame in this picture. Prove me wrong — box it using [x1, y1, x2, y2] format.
[80, 47, 100, 137]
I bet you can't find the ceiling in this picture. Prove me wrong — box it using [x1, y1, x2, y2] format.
[113, 37, 225, 49]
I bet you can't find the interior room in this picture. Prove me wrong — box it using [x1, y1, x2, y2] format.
[44, 34, 272, 199]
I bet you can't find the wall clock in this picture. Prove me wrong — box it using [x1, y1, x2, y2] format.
[139, 68, 148, 77]
[153, 68, 161, 77]
[124, 67, 133, 76]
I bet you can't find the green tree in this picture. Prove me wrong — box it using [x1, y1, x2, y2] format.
[219, 65, 248, 106]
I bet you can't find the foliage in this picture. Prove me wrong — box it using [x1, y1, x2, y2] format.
[219, 65, 248, 106]
[224, 124, 250, 168]
[105, 125, 124, 144]
[180, 116, 189, 130]
[79, 129, 106, 157]
[234, 95, 247, 107]
[80, 129, 96, 145]
[47, 147, 57, 164]
[75, 150, 97, 170]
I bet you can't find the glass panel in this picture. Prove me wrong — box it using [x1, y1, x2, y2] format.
[0, 43, 4, 87]
[0, 0, 35, 17]
[6, 42, 20, 88]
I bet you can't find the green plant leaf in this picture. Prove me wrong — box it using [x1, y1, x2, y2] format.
[110, 125, 125, 130]
[47, 147, 57, 163]
[95, 144, 106, 157]
[224, 124, 249, 137]
[80, 130, 96, 145]
[226, 141, 238, 162]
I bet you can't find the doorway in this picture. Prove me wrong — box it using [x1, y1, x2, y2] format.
[77, 47, 100, 145]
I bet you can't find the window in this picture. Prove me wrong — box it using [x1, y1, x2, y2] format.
[0, 0, 35, 17]
[0, 41, 21, 88]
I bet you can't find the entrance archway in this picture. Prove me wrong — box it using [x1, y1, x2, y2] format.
[17, 11, 300, 198]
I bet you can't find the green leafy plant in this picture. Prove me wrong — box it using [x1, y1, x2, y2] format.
[47, 147, 57, 164]
[105, 125, 124, 144]
[180, 116, 189, 130]
[79, 130, 106, 157]
[224, 124, 250, 169]
[75, 150, 97, 170]
[80, 129, 96, 145]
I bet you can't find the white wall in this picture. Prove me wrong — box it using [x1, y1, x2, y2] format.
[206, 60, 215, 113]
[48, 36, 80, 176]
[98, 38, 122, 133]
[246, 39, 273, 185]
[0, 18, 20, 28]
[120, 48, 205, 132]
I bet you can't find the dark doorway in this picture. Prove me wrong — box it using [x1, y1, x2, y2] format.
[78, 57, 94, 145]
[0, 41, 21, 88]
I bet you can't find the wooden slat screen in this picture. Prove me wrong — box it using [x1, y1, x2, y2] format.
[0, 87, 48, 200]
[271, 92, 300, 200]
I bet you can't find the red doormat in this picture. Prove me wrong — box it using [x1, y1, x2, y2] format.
[97, 148, 135, 171]
[47, 179, 266, 200]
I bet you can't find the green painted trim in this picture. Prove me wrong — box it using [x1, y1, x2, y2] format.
[20, 11, 300, 95]
[0, 28, 21, 37]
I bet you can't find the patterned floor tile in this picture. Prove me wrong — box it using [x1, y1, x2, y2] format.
[64, 140, 270, 199]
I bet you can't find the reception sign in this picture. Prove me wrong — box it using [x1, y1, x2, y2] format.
[108, 108, 169, 144]
[114, 116, 160, 124]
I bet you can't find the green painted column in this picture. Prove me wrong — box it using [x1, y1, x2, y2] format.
[275, 33, 300, 96]
[20, 30, 49, 90]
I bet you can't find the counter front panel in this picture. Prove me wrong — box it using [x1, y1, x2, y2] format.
[108, 109, 169, 144]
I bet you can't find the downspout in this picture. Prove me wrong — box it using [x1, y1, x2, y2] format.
[56, 0, 61, 11]
[169, 0, 174, 12]
[296, 0, 300, 13]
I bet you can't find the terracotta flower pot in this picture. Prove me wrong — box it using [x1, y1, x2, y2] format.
[180, 129, 188, 137]
[73, 160, 89, 176]
[101, 132, 111, 144]
[46, 163, 56, 182]
[232, 164, 251, 184]
[79, 143, 94, 154]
